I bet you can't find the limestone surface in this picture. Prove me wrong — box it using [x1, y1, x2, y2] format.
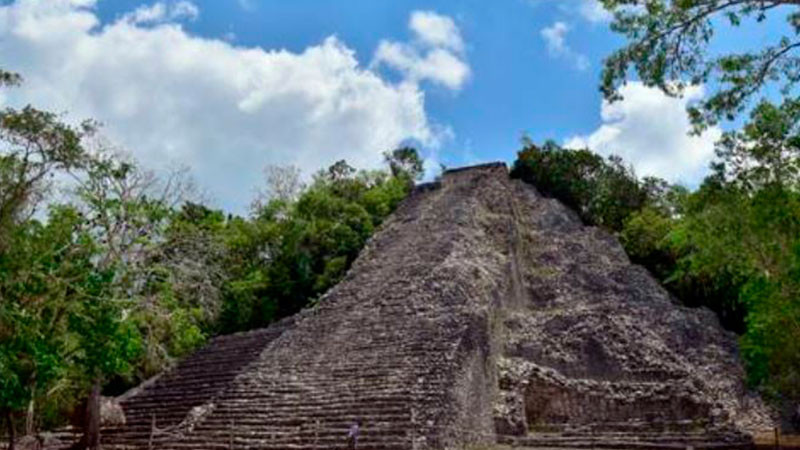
[92, 164, 772, 450]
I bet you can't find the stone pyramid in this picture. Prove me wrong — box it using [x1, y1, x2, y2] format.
[97, 163, 772, 450]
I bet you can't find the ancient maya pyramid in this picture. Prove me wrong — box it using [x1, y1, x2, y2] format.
[98, 163, 772, 450]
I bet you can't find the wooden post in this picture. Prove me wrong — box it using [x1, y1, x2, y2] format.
[774, 427, 781, 450]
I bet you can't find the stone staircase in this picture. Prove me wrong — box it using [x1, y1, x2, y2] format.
[47, 163, 771, 450]
[94, 164, 518, 450]
[103, 318, 295, 448]
[499, 422, 753, 450]
[144, 307, 465, 450]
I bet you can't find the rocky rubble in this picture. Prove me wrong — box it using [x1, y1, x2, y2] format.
[493, 177, 774, 445]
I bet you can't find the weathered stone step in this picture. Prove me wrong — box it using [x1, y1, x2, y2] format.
[516, 434, 743, 444]
[500, 435, 753, 450]
[211, 391, 430, 404]
[104, 428, 411, 446]
[157, 441, 409, 450]
[115, 421, 412, 439]
[119, 409, 411, 427]
[172, 433, 412, 447]
[216, 397, 413, 408]
[189, 423, 411, 434]
[124, 395, 221, 409]
[178, 427, 410, 439]
[199, 410, 411, 425]
[558, 433, 740, 441]
[203, 408, 410, 420]
[528, 421, 717, 434]
[206, 406, 410, 419]
[122, 397, 420, 420]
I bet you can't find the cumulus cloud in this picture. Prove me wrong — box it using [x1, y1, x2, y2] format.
[373, 43, 470, 90]
[409, 11, 464, 52]
[564, 82, 723, 183]
[123, 1, 199, 25]
[0, 1, 452, 212]
[373, 11, 470, 90]
[540, 21, 589, 71]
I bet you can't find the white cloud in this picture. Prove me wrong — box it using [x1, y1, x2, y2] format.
[578, 0, 612, 23]
[123, 1, 199, 25]
[409, 10, 464, 53]
[0, 0, 445, 213]
[172, 1, 199, 20]
[564, 82, 722, 183]
[373, 42, 470, 91]
[541, 21, 568, 53]
[373, 10, 470, 90]
[528, 1, 612, 24]
[540, 21, 589, 71]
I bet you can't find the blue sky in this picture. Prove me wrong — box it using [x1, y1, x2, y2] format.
[0, 0, 783, 212]
[90, 0, 618, 164]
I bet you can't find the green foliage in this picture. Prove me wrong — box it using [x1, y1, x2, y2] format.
[668, 184, 800, 395]
[384, 146, 425, 181]
[510, 140, 647, 231]
[620, 206, 675, 279]
[0, 81, 94, 249]
[739, 253, 800, 402]
[715, 99, 800, 191]
[0, 204, 130, 436]
[600, 0, 800, 130]
[219, 151, 418, 332]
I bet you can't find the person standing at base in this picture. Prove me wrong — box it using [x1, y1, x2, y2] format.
[347, 419, 362, 449]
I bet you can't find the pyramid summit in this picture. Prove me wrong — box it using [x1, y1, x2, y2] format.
[92, 163, 772, 450]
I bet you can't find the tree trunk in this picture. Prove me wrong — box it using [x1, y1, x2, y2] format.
[6, 410, 15, 450]
[82, 378, 101, 450]
[24, 399, 33, 437]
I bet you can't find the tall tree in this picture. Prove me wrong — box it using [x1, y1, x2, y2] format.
[0, 207, 96, 450]
[714, 98, 800, 190]
[601, 0, 800, 129]
[72, 151, 207, 374]
[0, 72, 94, 250]
[0, 69, 94, 449]
[254, 165, 304, 204]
